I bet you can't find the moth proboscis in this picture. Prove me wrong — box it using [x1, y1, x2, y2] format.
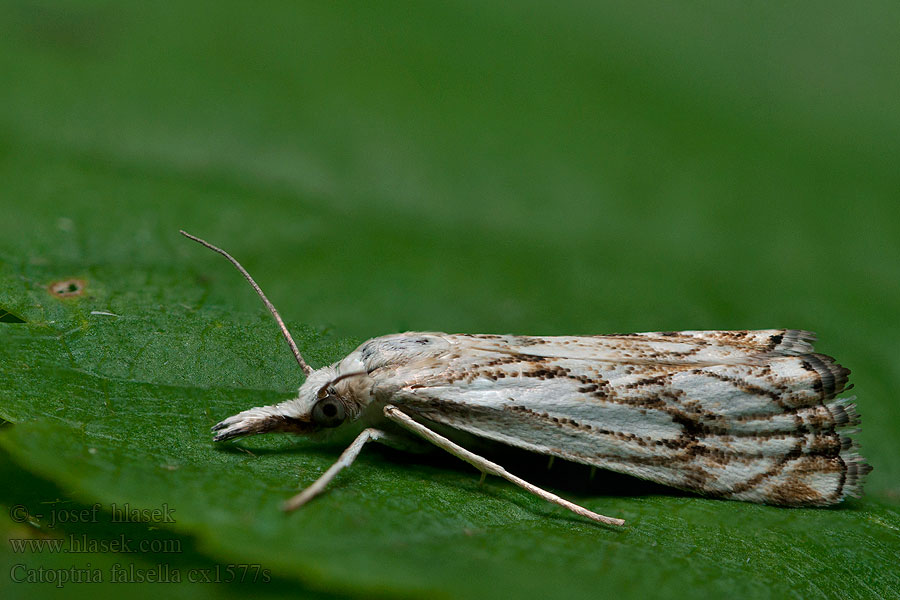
[181, 230, 870, 527]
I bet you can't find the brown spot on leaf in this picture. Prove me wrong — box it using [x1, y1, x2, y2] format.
[48, 278, 87, 297]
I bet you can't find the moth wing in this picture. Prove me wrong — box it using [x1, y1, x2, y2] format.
[374, 330, 868, 506]
[440, 329, 817, 365]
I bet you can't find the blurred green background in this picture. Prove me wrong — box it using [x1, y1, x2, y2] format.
[2, 1, 899, 599]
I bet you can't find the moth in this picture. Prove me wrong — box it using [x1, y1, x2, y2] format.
[182, 231, 870, 526]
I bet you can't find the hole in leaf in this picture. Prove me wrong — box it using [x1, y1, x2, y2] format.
[0, 308, 25, 323]
[48, 278, 87, 298]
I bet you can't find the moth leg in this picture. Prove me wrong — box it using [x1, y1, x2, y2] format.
[382, 405, 625, 527]
[283, 427, 389, 511]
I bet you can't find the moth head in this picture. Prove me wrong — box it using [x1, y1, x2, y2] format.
[180, 231, 370, 443]
[211, 367, 368, 442]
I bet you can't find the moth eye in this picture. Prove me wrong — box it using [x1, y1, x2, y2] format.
[312, 397, 346, 428]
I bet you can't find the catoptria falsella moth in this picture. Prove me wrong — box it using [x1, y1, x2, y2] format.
[182, 231, 870, 526]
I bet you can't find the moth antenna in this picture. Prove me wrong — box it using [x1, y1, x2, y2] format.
[180, 230, 313, 377]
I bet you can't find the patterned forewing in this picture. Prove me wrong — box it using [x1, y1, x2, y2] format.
[372, 330, 868, 506]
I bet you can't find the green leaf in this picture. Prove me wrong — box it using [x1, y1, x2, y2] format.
[2, 2, 900, 599]
[0, 445, 339, 599]
[3, 290, 899, 599]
